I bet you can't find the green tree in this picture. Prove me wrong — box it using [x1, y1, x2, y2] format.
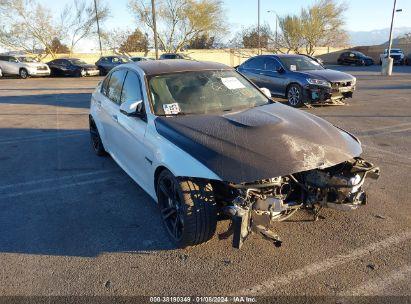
[188, 33, 214, 49]
[241, 25, 272, 49]
[129, 0, 226, 52]
[301, 0, 348, 55]
[119, 29, 148, 53]
[0, 0, 62, 58]
[50, 38, 70, 53]
[278, 15, 304, 53]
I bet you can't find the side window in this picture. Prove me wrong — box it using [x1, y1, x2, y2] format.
[244, 57, 265, 70]
[9, 57, 17, 62]
[121, 71, 143, 105]
[107, 70, 127, 104]
[112, 57, 120, 63]
[101, 74, 111, 96]
[264, 58, 280, 71]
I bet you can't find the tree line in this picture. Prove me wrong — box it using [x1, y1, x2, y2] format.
[0, 0, 348, 58]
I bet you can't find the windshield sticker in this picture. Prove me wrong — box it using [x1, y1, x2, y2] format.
[163, 103, 181, 115]
[221, 77, 245, 90]
[289, 65, 297, 71]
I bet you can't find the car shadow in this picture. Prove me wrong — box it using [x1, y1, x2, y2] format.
[0, 128, 175, 257]
[0, 93, 91, 109]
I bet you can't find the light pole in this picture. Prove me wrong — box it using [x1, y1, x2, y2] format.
[257, 0, 261, 55]
[94, 0, 103, 56]
[383, 0, 402, 75]
[267, 10, 279, 50]
[151, 0, 159, 59]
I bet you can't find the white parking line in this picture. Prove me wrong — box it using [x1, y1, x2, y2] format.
[0, 177, 117, 199]
[341, 266, 411, 296]
[236, 230, 411, 295]
[0, 131, 88, 145]
[355, 122, 411, 137]
[0, 169, 116, 191]
[360, 126, 411, 138]
[363, 144, 411, 161]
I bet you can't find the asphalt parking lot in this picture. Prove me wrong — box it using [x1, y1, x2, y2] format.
[0, 65, 410, 299]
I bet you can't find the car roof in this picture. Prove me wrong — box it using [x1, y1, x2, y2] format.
[134, 59, 232, 76]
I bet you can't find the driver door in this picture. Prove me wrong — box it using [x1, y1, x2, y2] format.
[115, 70, 150, 188]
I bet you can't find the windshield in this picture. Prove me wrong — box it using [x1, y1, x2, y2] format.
[279, 56, 324, 71]
[149, 70, 269, 115]
[69, 59, 88, 65]
[17, 57, 38, 63]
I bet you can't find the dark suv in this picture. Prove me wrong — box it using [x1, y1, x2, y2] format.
[337, 51, 374, 66]
[95, 56, 131, 75]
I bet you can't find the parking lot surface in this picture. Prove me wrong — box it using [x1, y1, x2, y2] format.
[0, 66, 410, 298]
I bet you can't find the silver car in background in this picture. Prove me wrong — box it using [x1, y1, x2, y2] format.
[0, 55, 50, 78]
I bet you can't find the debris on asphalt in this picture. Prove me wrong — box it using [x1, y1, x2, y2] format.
[179, 254, 189, 262]
[104, 280, 111, 289]
[367, 263, 377, 270]
[223, 259, 231, 266]
[375, 214, 386, 220]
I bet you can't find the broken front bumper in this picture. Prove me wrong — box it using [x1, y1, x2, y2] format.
[304, 83, 355, 105]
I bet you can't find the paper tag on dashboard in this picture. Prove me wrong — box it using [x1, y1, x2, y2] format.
[163, 103, 181, 115]
[221, 77, 245, 90]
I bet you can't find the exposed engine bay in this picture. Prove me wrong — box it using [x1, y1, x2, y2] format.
[215, 157, 380, 248]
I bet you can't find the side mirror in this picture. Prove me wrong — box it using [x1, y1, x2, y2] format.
[260, 87, 271, 98]
[120, 99, 144, 116]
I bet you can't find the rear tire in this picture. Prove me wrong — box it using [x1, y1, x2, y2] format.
[76, 68, 86, 77]
[156, 169, 217, 248]
[89, 118, 107, 156]
[19, 68, 28, 79]
[286, 84, 304, 108]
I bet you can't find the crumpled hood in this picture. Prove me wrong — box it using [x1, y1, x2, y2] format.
[296, 69, 355, 82]
[155, 103, 362, 183]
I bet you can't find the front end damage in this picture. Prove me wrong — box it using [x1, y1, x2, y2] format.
[304, 81, 355, 106]
[215, 157, 379, 249]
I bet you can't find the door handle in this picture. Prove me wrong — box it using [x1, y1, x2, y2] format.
[112, 114, 118, 122]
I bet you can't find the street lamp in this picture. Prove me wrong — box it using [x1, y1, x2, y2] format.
[94, 0, 103, 56]
[151, 0, 159, 60]
[267, 10, 279, 50]
[383, 0, 402, 75]
[257, 0, 261, 55]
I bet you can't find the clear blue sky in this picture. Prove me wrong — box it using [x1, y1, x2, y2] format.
[39, 0, 411, 32]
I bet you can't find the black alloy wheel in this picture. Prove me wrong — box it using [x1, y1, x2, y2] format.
[89, 119, 107, 156]
[156, 170, 217, 247]
[157, 171, 185, 243]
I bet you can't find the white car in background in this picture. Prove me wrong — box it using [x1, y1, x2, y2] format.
[379, 48, 406, 65]
[0, 55, 50, 78]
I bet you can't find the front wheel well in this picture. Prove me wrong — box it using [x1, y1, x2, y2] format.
[286, 82, 301, 95]
[154, 165, 168, 194]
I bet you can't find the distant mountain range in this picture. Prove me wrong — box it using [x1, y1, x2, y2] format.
[348, 27, 411, 46]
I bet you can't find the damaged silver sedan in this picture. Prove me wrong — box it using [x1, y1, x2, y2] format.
[89, 60, 379, 249]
